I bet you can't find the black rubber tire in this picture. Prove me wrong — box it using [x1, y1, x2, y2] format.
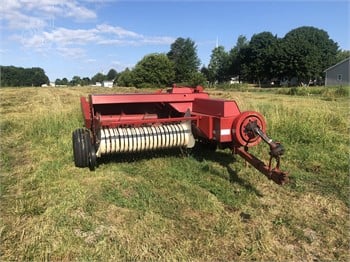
[88, 145, 97, 171]
[72, 128, 90, 168]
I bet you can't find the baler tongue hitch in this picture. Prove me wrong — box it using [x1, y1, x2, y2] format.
[238, 120, 289, 185]
[72, 85, 288, 185]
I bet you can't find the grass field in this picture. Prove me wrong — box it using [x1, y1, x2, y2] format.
[0, 86, 349, 261]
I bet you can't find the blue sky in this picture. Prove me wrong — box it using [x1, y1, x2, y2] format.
[1, 0, 349, 81]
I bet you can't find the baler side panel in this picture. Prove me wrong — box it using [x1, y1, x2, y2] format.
[80, 97, 92, 129]
[90, 92, 209, 105]
[168, 102, 193, 113]
[214, 117, 235, 142]
[193, 98, 240, 117]
[195, 116, 214, 140]
[192, 98, 240, 143]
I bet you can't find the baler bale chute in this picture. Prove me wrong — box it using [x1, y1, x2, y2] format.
[72, 85, 288, 185]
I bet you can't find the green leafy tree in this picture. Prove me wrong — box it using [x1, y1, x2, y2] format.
[208, 46, 231, 83]
[81, 77, 91, 86]
[241, 32, 279, 86]
[107, 68, 118, 81]
[336, 49, 350, 63]
[1, 66, 19, 86]
[70, 75, 82, 86]
[117, 68, 133, 87]
[133, 53, 175, 88]
[55, 78, 62, 85]
[61, 78, 68, 85]
[167, 37, 200, 83]
[0, 66, 49, 87]
[188, 72, 207, 87]
[30, 67, 49, 86]
[200, 66, 211, 83]
[282, 26, 338, 83]
[229, 35, 249, 81]
[91, 72, 106, 84]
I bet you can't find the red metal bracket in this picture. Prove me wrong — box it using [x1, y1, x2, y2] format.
[234, 147, 289, 185]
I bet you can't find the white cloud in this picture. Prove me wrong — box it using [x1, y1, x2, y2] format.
[85, 58, 97, 63]
[0, 0, 96, 30]
[2, 1, 174, 61]
[0, 0, 21, 12]
[1, 9, 46, 30]
[56, 46, 86, 58]
[17, 24, 174, 49]
[141, 36, 175, 45]
[43, 27, 100, 45]
[96, 24, 141, 38]
[10, 23, 174, 61]
[63, 1, 97, 20]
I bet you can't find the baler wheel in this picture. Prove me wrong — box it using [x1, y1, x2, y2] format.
[72, 128, 93, 168]
[88, 143, 97, 171]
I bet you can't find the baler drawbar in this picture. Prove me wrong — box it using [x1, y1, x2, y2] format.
[72, 85, 288, 185]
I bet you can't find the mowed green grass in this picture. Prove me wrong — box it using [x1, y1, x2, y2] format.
[0, 86, 349, 261]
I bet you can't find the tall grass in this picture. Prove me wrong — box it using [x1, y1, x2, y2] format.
[0, 87, 349, 261]
[276, 85, 350, 99]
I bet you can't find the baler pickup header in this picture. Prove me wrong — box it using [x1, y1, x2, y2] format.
[72, 85, 288, 185]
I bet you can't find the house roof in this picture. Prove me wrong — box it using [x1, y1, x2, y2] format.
[324, 57, 350, 72]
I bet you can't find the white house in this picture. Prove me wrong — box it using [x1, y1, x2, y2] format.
[230, 76, 240, 84]
[102, 80, 114, 88]
[324, 57, 350, 86]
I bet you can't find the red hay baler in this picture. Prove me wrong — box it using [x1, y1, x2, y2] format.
[72, 85, 288, 185]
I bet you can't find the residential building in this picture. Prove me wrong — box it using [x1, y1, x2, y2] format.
[324, 57, 350, 86]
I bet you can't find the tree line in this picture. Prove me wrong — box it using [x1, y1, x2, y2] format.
[54, 69, 118, 86]
[117, 26, 348, 88]
[0, 66, 49, 87]
[1, 26, 349, 88]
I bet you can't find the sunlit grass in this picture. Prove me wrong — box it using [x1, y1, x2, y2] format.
[0, 86, 348, 261]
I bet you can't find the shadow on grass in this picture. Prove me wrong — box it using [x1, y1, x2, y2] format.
[189, 145, 262, 197]
[97, 147, 185, 165]
[97, 144, 262, 197]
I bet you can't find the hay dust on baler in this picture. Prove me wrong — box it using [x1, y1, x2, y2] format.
[72, 85, 288, 185]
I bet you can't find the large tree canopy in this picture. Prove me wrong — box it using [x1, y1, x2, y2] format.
[106, 68, 118, 81]
[282, 26, 338, 82]
[208, 46, 231, 83]
[91, 72, 106, 84]
[240, 32, 280, 84]
[132, 53, 175, 88]
[117, 68, 133, 87]
[167, 37, 201, 83]
[0, 66, 49, 87]
[205, 26, 340, 83]
[229, 35, 249, 81]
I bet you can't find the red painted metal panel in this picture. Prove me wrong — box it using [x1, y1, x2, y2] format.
[80, 97, 92, 129]
[232, 111, 266, 147]
[218, 117, 235, 142]
[196, 116, 213, 140]
[170, 87, 193, 93]
[234, 147, 289, 185]
[168, 102, 193, 113]
[99, 114, 158, 123]
[192, 98, 240, 117]
[98, 116, 196, 128]
[196, 115, 234, 142]
[90, 92, 209, 105]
